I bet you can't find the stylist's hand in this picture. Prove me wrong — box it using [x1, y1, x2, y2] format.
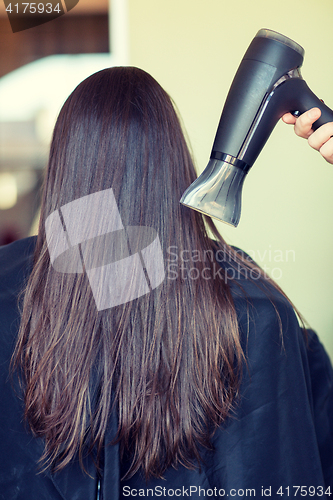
[282, 108, 333, 164]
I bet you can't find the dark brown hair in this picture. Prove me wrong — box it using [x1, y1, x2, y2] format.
[13, 67, 268, 478]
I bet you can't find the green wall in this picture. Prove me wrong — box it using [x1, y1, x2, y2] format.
[127, 0, 333, 358]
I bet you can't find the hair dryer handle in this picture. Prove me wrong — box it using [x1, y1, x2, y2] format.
[294, 82, 333, 130]
[240, 78, 333, 166]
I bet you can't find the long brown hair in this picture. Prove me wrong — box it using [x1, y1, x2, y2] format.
[13, 67, 268, 478]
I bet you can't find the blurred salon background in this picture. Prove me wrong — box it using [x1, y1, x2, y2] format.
[1, 0, 333, 358]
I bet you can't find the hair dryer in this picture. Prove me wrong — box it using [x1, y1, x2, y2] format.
[180, 29, 333, 226]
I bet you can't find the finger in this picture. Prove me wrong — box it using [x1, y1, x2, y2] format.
[282, 113, 297, 125]
[319, 138, 333, 164]
[294, 108, 321, 138]
[307, 122, 333, 151]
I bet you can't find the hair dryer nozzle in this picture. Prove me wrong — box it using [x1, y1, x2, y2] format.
[180, 158, 248, 227]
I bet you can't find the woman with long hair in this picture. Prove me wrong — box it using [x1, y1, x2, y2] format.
[0, 67, 332, 499]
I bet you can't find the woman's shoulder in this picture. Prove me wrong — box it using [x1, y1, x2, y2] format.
[0, 235, 36, 289]
[216, 243, 314, 378]
[0, 235, 36, 271]
[214, 243, 294, 321]
[0, 236, 36, 352]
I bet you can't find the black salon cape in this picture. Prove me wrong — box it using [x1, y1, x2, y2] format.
[0, 237, 332, 500]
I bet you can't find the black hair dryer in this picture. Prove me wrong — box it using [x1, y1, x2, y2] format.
[180, 29, 333, 226]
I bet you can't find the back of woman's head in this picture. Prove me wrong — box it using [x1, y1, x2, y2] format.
[14, 66, 245, 480]
[41, 66, 197, 235]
